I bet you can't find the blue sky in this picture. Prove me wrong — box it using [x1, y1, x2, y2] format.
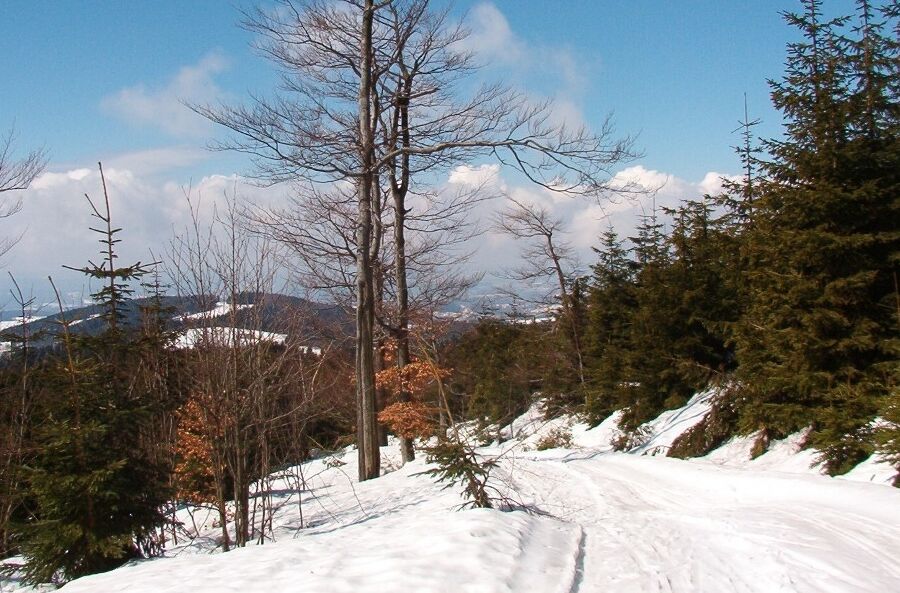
[2, 1, 797, 176]
[0, 1, 854, 304]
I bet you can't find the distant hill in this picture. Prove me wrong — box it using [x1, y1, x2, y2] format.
[0, 293, 353, 350]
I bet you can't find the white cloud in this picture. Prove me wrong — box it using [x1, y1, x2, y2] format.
[105, 146, 211, 175]
[3, 159, 290, 300]
[464, 3, 585, 89]
[462, 3, 589, 128]
[101, 51, 230, 138]
[546, 97, 587, 131]
[2, 150, 738, 308]
[444, 163, 739, 280]
[698, 171, 740, 196]
[609, 165, 677, 194]
[463, 3, 523, 65]
[447, 163, 502, 188]
[30, 168, 92, 190]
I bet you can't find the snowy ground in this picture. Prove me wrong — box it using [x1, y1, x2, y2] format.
[2, 393, 897, 593]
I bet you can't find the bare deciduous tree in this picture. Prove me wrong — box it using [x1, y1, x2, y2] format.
[195, 0, 637, 480]
[0, 127, 47, 258]
[495, 196, 585, 384]
[167, 192, 339, 548]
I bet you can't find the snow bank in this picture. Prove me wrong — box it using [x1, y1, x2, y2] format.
[626, 389, 715, 456]
[55, 509, 579, 593]
[3, 443, 584, 593]
[497, 388, 898, 484]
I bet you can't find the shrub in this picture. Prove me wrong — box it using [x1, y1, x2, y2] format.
[535, 427, 573, 451]
[420, 438, 497, 509]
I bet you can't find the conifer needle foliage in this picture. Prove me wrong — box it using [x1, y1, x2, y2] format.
[19, 164, 173, 584]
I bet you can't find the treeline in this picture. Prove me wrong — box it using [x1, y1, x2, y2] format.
[447, 0, 899, 478]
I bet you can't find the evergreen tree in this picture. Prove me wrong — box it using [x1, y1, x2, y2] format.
[541, 275, 591, 413]
[584, 229, 638, 423]
[617, 202, 738, 435]
[733, 0, 899, 473]
[20, 165, 172, 584]
[616, 211, 691, 432]
[0, 277, 40, 558]
[583, 197, 742, 440]
[665, 199, 738, 387]
[446, 319, 536, 424]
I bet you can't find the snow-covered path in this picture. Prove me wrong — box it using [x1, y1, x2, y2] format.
[3, 397, 898, 593]
[19, 448, 893, 593]
[503, 451, 899, 593]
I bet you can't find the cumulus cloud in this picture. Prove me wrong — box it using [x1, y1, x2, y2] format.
[30, 168, 93, 191]
[105, 146, 211, 175]
[1, 147, 738, 309]
[101, 51, 230, 138]
[446, 164, 739, 282]
[609, 165, 676, 194]
[447, 163, 502, 188]
[698, 171, 741, 196]
[2, 159, 289, 303]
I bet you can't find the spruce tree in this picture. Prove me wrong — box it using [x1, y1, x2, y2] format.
[447, 319, 535, 424]
[664, 199, 738, 387]
[733, 0, 899, 473]
[617, 210, 691, 432]
[21, 165, 172, 584]
[584, 229, 638, 423]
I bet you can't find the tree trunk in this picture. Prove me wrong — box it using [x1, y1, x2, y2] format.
[374, 341, 389, 446]
[372, 177, 389, 447]
[393, 185, 415, 462]
[393, 75, 415, 463]
[355, 0, 380, 481]
[548, 240, 585, 384]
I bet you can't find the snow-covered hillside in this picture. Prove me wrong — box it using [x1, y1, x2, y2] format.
[507, 391, 897, 486]
[3, 394, 898, 593]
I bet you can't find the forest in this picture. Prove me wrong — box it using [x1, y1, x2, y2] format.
[0, 0, 897, 589]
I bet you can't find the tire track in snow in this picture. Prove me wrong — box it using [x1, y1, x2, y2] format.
[505, 451, 900, 593]
[566, 527, 587, 593]
[503, 455, 777, 592]
[503, 515, 584, 593]
[556, 460, 683, 593]
[501, 457, 671, 592]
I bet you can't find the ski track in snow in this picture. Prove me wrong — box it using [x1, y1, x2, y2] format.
[2, 393, 898, 593]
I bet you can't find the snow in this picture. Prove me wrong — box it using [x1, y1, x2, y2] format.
[68, 313, 101, 326]
[626, 390, 715, 456]
[0, 316, 47, 353]
[174, 302, 253, 322]
[173, 327, 287, 349]
[841, 453, 898, 486]
[3, 391, 897, 593]
[0, 316, 44, 331]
